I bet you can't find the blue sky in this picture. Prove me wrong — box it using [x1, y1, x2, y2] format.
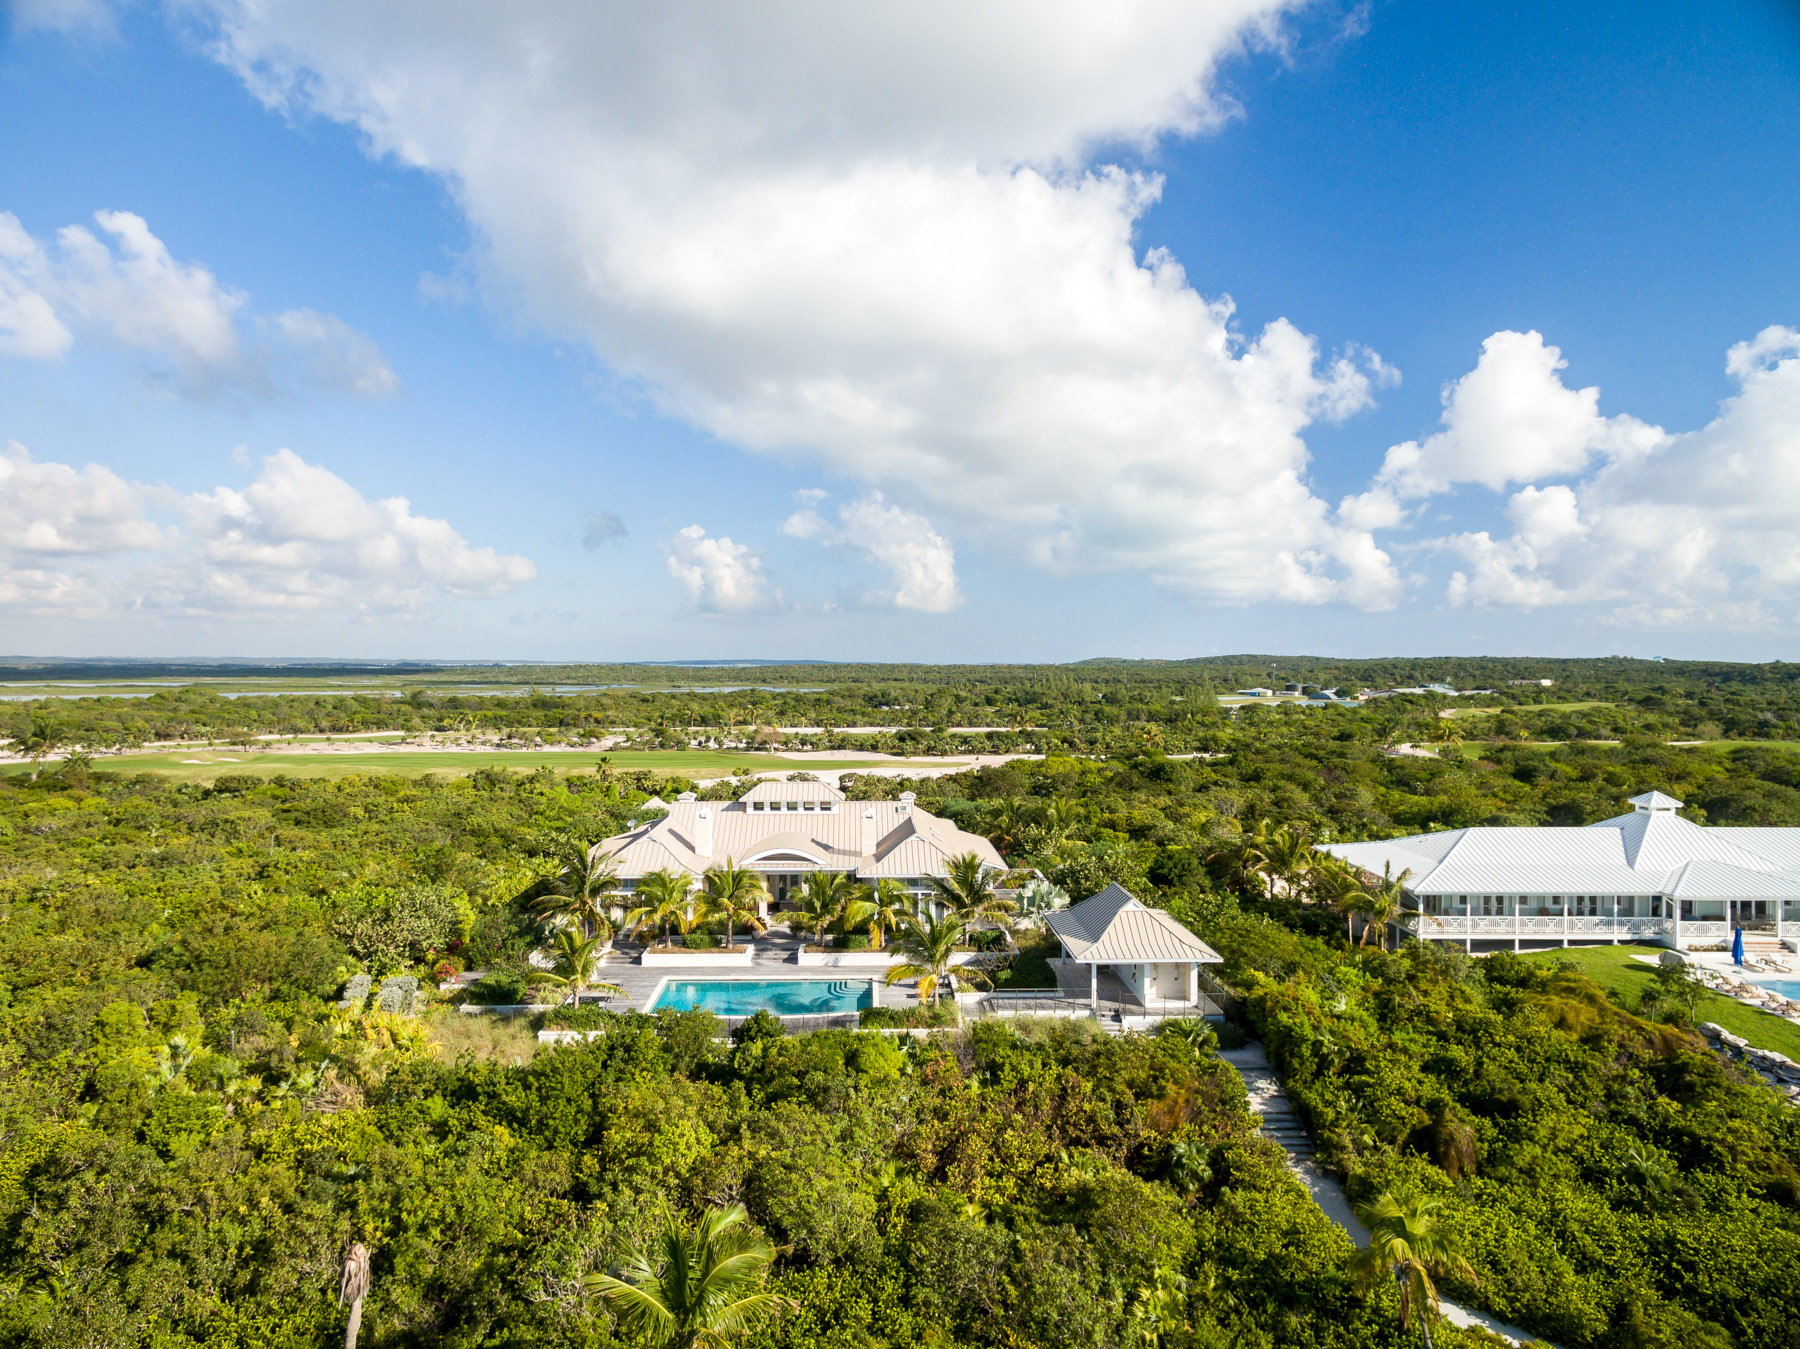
[2, 0, 1798, 660]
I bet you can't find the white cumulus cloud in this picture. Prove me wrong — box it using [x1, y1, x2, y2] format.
[0, 442, 534, 618]
[784, 490, 960, 612]
[190, 0, 1401, 608]
[665, 524, 775, 613]
[182, 448, 536, 610]
[0, 209, 397, 400]
[1376, 330, 1663, 500]
[0, 440, 164, 554]
[1438, 326, 1800, 624]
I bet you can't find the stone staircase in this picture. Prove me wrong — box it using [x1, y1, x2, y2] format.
[1256, 1099, 1316, 1159]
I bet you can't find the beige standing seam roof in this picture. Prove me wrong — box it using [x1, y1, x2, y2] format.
[594, 780, 1004, 881]
[1045, 883, 1222, 964]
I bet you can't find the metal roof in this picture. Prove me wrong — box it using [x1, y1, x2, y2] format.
[1045, 883, 1222, 964]
[596, 794, 1003, 881]
[1319, 791, 1800, 900]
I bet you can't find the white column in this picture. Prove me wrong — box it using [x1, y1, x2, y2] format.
[1089, 962, 1097, 1015]
[1188, 963, 1198, 1006]
[869, 977, 881, 1007]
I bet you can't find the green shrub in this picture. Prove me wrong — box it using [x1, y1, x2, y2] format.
[463, 968, 532, 1005]
[843, 933, 872, 951]
[539, 1005, 612, 1030]
[682, 932, 719, 949]
[859, 1001, 957, 1029]
[732, 1008, 786, 1044]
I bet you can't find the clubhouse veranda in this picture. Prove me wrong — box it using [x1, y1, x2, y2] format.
[1321, 791, 1800, 952]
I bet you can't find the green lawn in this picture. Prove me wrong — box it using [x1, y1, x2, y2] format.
[1516, 944, 1800, 1059]
[1443, 700, 1614, 718]
[8, 747, 925, 784]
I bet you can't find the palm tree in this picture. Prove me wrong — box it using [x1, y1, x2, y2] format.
[985, 797, 1031, 854]
[788, 871, 862, 944]
[530, 928, 626, 1006]
[1041, 795, 1079, 845]
[9, 716, 64, 781]
[1262, 823, 1315, 899]
[929, 853, 1015, 924]
[1361, 863, 1412, 950]
[339, 1241, 372, 1349]
[537, 839, 620, 938]
[1349, 1186, 1476, 1349]
[1429, 719, 1465, 757]
[883, 910, 990, 1026]
[702, 861, 767, 947]
[627, 870, 696, 947]
[861, 878, 915, 949]
[585, 1203, 789, 1349]
[1311, 859, 1373, 944]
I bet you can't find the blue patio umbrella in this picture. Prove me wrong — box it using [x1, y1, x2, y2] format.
[1732, 926, 1745, 966]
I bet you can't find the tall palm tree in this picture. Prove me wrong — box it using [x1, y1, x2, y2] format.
[536, 839, 620, 938]
[627, 870, 696, 947]
[530, 928, 626, 1006]
[929, 853, 1015, 924]
[1361, 863, 1412, 950]
[9, 716, 64, 781]
[1349, 1186, 1476, 1349]
[1310, 858, 1372, 944]
[883, 910, 990, 1026]
[1429, 719, 1465, 757]
[585, 1204, 789, 1349]
[702, 861, 767, 946]
[339, 1241, 371, 1349]
[788, 871, 863, 943]
[861, 878, 915, 949]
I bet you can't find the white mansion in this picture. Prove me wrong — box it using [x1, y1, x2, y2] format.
[1320, 791, 1800, 952]
[595, 777, 1005, 913]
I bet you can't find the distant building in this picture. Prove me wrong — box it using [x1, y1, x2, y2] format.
[1236, 687, 1274, 697]
[1319, 791, 1800, 952]
[1508, 679, 1555, 687]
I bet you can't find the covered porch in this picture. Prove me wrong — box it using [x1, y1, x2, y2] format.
[1043, 883, 1225, 1021]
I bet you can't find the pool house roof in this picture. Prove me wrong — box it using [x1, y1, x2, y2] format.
[1045, 884, 1222, 964]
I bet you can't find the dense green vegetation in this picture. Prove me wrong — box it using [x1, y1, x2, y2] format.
[1237, 938, 1800, 1348]
[4, 661, 1800, 1347]
[8, 654, 1800, 760]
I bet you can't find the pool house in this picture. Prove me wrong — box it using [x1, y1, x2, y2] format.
[595, 777, 1006, 915]
[1318, 791, 1800, 952]
[1044, 883, 1225, 1016]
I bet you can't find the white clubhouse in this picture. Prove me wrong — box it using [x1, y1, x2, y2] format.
[1320, 791, 1800, 952]
[596, 777, 1005, 914]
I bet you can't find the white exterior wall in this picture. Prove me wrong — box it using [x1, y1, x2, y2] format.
[1148, 963, 1192, 1000]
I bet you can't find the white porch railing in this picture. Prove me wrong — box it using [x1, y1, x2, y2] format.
[1400, 913, 1676, 940]
[1682, 921, 1731, 940]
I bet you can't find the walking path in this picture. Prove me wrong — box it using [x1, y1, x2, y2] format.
[1218, 1045, 1556, 1348]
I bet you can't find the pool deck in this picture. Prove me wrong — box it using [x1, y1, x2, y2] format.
[598, 932, 920, 1015]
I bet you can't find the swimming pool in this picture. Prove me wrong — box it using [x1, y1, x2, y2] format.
[649, 978, 873, 1017]
[1754, 979, 1800, 1001]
